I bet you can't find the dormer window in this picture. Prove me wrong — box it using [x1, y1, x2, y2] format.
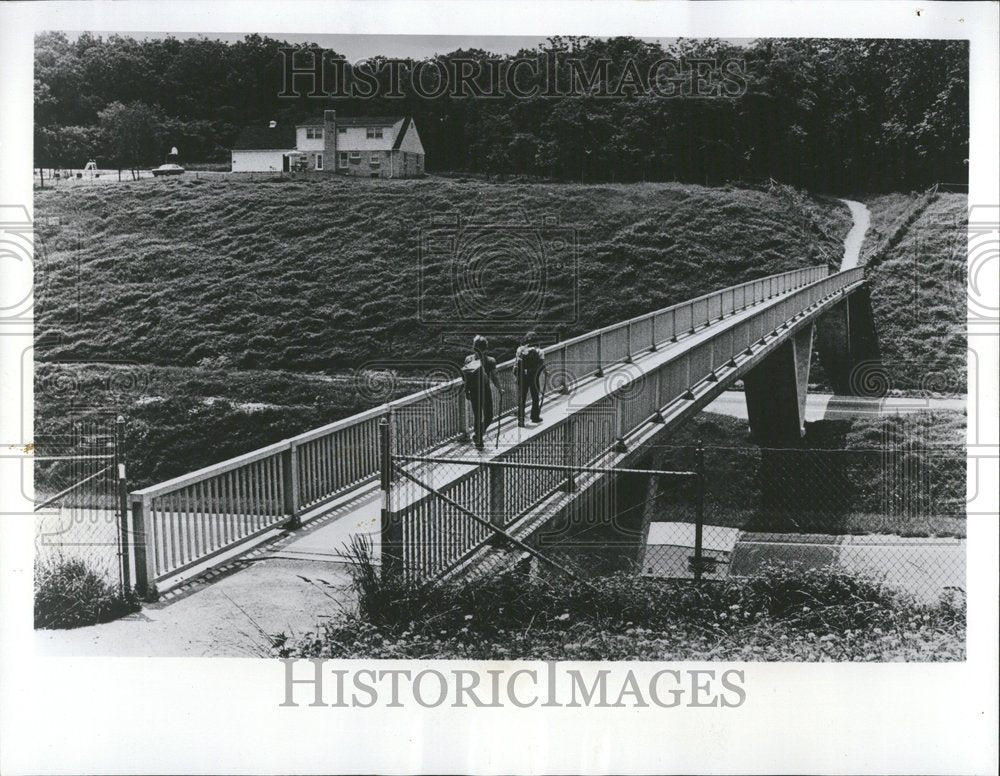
[305, 127, 323, 139]
[366, 127, 383, 139]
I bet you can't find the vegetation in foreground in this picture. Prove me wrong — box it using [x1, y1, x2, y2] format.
[278, 546, 965, 661]
[34, 558, 140, 629]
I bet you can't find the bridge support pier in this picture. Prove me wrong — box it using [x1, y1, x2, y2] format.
[743, 324, 814, 446]
[813, 287, 882, 395]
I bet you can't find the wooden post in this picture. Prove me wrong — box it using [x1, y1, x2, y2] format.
[281, 442, 301, 528]
[131, 495, 158, 601]
[115, 416, 131, 594]
[379, 417, 402, 579]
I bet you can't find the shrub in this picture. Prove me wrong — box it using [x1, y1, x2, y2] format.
[34, 558, 140, 629]
[279, 558, 964, 660]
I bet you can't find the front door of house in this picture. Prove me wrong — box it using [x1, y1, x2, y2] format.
[282, 155, 290, 172]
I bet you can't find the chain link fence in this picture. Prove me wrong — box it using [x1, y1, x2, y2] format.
[382, 421, 966, 603]
[644, 440, 965, 602]
[33, 416, 131, 591]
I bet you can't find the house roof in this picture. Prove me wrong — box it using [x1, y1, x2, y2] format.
[232, 125, 297, 151]
[296, 115, 405, 128]
[391, 117, 412, 150]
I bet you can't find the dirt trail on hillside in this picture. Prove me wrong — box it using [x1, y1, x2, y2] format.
[839, 199, 871, 269]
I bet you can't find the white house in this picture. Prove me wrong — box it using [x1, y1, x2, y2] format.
[230, 111, 425, 178]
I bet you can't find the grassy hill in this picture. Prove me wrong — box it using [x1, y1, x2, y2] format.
[35, 177, 850, 369]
[34, 177, 852, 487]
[860, 191, 967, 393]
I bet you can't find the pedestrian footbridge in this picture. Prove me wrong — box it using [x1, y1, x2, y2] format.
[130, 265, 879, 597]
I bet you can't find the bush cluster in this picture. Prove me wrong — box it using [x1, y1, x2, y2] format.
[281, 549, 965, 661]
[34, 558, 140, 629]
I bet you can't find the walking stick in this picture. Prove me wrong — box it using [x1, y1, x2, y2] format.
[537, 365, 549, 414]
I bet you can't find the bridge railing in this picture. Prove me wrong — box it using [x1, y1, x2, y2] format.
[129, 264, 829, 595]
[389, 266, 866, 581]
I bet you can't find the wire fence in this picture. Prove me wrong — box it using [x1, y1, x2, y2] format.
[384, 433, 966, 603]
[33, 417, 132, 591]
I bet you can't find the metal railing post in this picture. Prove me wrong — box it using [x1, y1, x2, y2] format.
[691, 441, 706, 583]
[487, 462, 506, 533]
[115, 416, 131, 594]
[281, 441, 301, 528]
[131, 494, 158, 601]
[458, 384, 469, 441]
[595, 331, 604, 377]
[624, 321, 633, 363]
[379, 416, 402, 579]
[564, 419, 577, 492]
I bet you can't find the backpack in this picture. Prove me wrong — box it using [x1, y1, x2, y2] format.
[462, 354, 486, 398]
[518, 345, 544, 372]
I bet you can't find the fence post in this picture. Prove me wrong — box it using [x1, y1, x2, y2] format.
[487, 462, 506, 535]
[115, 416, 131, 594]
[613, 393, 627, 453]
[379, 417, 402, 580]
[691, 441, 706, 583]
[131, 495, 158, 601]
[281, 442, 301, 528]
[595, 332, 604, 377]
[624, 321, 633, 363]
[458, 388, 469, 441]
[564, 419, 577, 492]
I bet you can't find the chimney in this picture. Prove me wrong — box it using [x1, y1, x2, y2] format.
[323, 110, 337, 173]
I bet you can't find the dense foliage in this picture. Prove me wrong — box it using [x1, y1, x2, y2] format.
[279, 554, 965, 660]
[35, 34, 967, 191]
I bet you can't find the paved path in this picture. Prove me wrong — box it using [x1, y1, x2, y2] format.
[35, 558, 355, 657]
[839, 198, 871, 270]
[705, 391, 966, 422]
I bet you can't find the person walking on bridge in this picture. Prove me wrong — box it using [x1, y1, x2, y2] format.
[462, 335, 501, 450]
[515, 331, 545, 427]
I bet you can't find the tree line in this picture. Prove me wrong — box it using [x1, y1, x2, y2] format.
[34, 33, 968, 192]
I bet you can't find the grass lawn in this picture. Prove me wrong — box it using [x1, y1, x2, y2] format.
[860, 191, 967, 393]
[34, 177, 852, 488]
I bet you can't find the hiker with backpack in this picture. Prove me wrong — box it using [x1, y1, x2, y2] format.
[462, 335, 501, 449]
[515, 331, 546, 427]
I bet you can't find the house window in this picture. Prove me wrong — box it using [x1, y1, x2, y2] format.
[349, 151, 361, 161]
[315, 154, 323, 170]
[338, 152, 348, 169]
[366, 127, 383, 139]
[370, 152, 380, 168]
[305, 127, 323, 139]
[338, 127, 347, 134]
